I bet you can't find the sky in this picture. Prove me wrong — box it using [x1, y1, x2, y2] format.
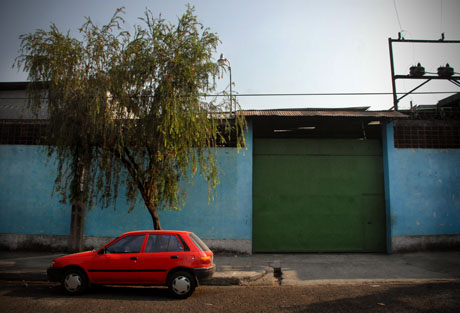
[1, 0, 459, 111]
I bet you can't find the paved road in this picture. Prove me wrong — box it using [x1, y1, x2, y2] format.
[1, 280, 459, 312]
[2, 251, 460, 285]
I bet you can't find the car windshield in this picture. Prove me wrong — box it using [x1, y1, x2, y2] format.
[189, 233, 210, 251]
[95, 237, 118, 253]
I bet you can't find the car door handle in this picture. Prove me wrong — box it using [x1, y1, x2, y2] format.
[170, 256, 178, 259]
[130, 257, 137, 260]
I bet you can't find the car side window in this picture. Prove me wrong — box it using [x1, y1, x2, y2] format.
[145, 235, 184, 253]
[106, 234, 145, 253]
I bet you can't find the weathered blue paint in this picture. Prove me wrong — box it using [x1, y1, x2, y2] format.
[0, 146, 70, 235]
[381, 123, 393, 252]
[0, 121, 253, 240]
[383, 122, 460, 241]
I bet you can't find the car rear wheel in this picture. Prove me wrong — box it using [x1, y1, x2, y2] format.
[168, 271, 196, 299]
[62, 268, 88, 295]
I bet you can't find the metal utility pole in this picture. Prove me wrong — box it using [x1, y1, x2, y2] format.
[217, 53, 233, 113]
[388, 34, 460, 111]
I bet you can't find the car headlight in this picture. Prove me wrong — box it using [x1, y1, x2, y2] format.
[49, 261, 55, 268]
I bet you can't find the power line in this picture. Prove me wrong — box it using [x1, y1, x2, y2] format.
[393, 0, 404, 32]
[211, 91, 458, 97]
[0, 91, 458, 101]
[440, 0, 443, 35]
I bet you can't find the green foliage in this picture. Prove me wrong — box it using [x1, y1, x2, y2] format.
[15, 6, 245, 227]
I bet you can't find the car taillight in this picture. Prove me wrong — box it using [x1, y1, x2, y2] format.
[200, 256, 212, 265]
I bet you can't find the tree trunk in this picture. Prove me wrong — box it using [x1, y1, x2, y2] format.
[145, 199, 162, 230]
[138, 186, 162, 230]
[68, 201, 86, 252]
[67, 154, 87, 252]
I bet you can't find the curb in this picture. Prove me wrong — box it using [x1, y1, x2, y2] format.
[203, 269, 270, 286]
[280, 278, 460, 285]
[1, 271, 459, 286]
[0, 270, 270, 286]
[0, 271, 47, 281]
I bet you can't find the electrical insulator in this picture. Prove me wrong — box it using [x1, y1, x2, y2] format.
[437, 63, 454, 78]
[409, 63, 425, 77]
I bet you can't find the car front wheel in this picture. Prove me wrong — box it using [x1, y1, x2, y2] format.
[168, 271, 196, 299]
[62, 268, 88, 295]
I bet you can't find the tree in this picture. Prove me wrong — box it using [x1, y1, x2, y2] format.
[15, 6, 245, 251]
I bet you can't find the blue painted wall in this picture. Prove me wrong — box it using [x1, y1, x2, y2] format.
[383, 121, 460, 241]
[0, 146, 70, 235]
[0, 122, 253, 240]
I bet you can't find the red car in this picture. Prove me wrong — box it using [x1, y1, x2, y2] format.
[47, 230, 215, 298]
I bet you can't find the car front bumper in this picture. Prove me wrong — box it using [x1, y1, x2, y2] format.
[193, 264, 216, 283]
[47, 267, 65, 282]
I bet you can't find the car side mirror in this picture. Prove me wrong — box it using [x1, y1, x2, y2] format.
[98, 248, 106, 255]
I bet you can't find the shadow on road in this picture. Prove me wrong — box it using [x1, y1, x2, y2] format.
[2, 281, 460, 312]
[1, 282, 180, 301]
[282, 283, 460, 313]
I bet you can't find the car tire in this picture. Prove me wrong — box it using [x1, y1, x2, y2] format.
[168, 271, 196, 299]
[62, 268, 88, 295]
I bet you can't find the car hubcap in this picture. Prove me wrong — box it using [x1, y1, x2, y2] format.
[172, 276, 191, 295]
[64, 273, 81, 292]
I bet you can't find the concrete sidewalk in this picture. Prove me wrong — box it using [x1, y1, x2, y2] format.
[1, 251, 460, 286]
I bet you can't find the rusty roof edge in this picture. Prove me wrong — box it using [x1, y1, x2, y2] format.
[240, 109, 408, 118]
[242, 106, 371, 112]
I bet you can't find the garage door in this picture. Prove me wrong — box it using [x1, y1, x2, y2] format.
[253, 139, 386, 252]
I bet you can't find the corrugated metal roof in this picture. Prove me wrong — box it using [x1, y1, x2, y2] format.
[242, 109, 407, 118]
[0, 89, 47, 119]
[0, 82, 29, 91]
[0, 82, 407, 120]
[437, 92, 460, 107]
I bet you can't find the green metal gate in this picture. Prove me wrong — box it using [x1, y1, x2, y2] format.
[253, 139, 386, 252]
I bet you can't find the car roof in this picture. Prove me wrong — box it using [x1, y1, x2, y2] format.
[121, 230, 192, 236]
